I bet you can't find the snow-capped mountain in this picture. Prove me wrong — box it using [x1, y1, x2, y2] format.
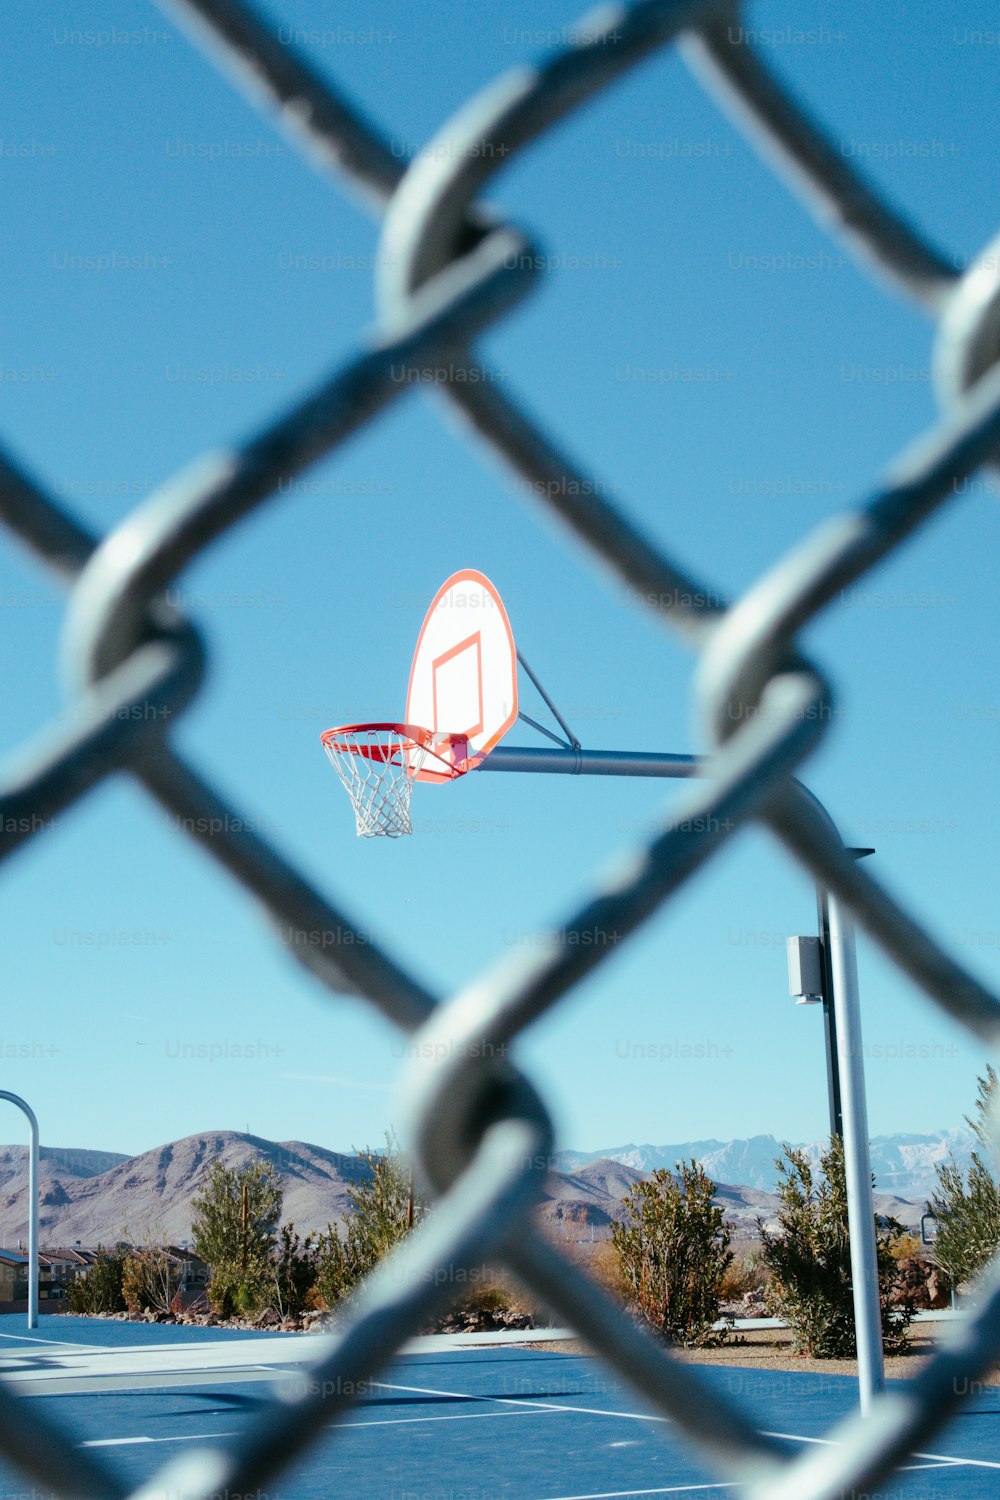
[553, 1129, 977, 1203]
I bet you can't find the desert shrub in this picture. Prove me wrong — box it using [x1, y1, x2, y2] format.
[314, 1224, 353, 1310]
[720, 1248, 770, 1303]
[315, 1135, 424, 1309]
[758, 1136, 914, 1357]
[931, 1068, 1000, 1292]
[270, 1223, 318, 1319]
[611, 1161, 732, 1347]
[444, 1282, 514, 1323]
[887, 1233, 922, 1263]
[66, 1247, 126, 1314]
[170, 1285, 195, 1316]
[191, 1159, 283, 1316]
[456, 1268, 537, 1319]
[424, 1265, 542, 1329]
[121, 1246, 179, 1314]
[464, 1284, 510, 1315]
[585, 1239, 630, 1304]
[204, 1258, 272, 1319]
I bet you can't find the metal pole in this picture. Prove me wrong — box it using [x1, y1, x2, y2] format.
[479, 742, 885, 1411]
[0, 1091, 39, 1329]
[825, 887, 885, 1411]
[479, 746, 700, 777]
[814, 887, 844, 1140]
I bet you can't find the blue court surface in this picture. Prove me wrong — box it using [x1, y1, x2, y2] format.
[1, 1315, 998, 1498]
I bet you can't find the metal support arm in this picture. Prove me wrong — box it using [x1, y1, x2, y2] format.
[481, 746, 700, 777]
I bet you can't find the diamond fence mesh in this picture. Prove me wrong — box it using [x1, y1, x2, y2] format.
[4, 1, 1000, 1497]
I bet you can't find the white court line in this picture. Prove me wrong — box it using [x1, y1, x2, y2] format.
[53, 1361, 995, 1479]
[913, 1448, 1000, 1472]
[542, 1487, 735, 1499]
[76, 1408, 560, 1450]
[81, 1437, 155, 1448]
[380, 1384, 990, 1475]
[313, 1407, 552, 1433]
[3, 1334, 317, 1384]
[73, 1396, 994, 1488]
[376, 1379, 665, 1423]
[83, 1433, 228, 1448]
[0, 1330, 103, 1350]
[764, 1428, 997, 1472]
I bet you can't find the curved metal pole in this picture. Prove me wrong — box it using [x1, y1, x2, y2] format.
[0, 1091, 39, 1328]
[480, 743, 886, 1408]
[825, 885, 884, 1412]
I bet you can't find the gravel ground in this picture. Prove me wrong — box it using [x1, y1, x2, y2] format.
[522, 1322, 1000, 1384]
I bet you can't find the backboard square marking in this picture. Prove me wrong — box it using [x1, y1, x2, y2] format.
[432, 632, 484, 738]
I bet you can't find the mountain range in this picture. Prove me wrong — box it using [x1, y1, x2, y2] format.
[1, 1134, 662, 1246]
[552, 1131, 976, 1203]
[0, 1129, 971, 1250]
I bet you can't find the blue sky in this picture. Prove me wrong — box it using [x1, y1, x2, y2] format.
[2, 0, 1000, 1168]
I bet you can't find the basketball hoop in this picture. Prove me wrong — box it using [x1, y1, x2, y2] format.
[321, 570, 516, 838]
[320, 723, 468, 838]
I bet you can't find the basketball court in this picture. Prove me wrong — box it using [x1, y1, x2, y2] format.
[2, 1316, 999, 1500]
[3, 3, 999, 1499]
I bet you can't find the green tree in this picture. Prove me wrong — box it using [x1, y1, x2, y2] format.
[66, 1247, 126, 1314]
[190, 1159, 283, 1316]
[758, 1137, 913, 1357]
[271, 1224, 318, 1319]
[931, 1067, 1000, 1290]
[315, 1135, 423, 1309]
[610, 1160, 732, 1347]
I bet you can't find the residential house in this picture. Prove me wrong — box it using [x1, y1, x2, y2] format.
[0, 1249, 29, 1311]
[38, 1247, 91, 1298]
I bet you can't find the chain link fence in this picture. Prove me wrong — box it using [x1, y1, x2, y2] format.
[4, 1, 1000, 1496]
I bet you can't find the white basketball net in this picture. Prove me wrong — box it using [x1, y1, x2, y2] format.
[323, 728, 427, 838]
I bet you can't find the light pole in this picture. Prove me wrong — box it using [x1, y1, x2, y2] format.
[0, 1092, 39, 1329]
[825, 862, 885, 1411]
[787, 850, 886, 1412]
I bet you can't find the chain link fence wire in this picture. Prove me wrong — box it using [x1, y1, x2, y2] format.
[4, 1, 1000, 1496]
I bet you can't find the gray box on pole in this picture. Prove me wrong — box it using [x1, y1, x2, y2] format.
[787, 934, 824, 1002]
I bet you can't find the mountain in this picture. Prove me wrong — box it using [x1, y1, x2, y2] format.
[537, 1161, 918, 1242]
[0, 1128, 967, 1248]
[553, 1130, 976, 1203]
[0, 1146, 131, 1250]
[538, 1159, 648, 1230]
[0, 1133, 371, 1247]
[0, 1145, 129, 1193]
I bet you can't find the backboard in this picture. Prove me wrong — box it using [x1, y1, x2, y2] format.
[405, 569, 518, 782]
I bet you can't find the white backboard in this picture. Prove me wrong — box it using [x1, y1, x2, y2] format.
[405, 569, 518, 781]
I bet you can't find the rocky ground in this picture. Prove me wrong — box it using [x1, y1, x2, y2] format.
[76, 1307, 330, 1334]
[72, 1304, 541, 1336]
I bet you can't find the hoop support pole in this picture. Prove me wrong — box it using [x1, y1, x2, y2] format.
[478, 740, 886, 1410]
[479, 745, 700, 777]
[325, 739, 699, 783]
